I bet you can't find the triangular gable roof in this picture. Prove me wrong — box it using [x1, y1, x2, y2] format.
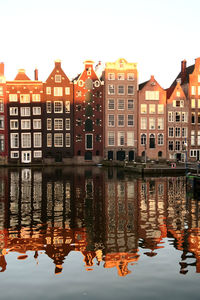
[14, 69, 30, 81]
[45, 60, 70, 83]
[170, 64, 195, 87]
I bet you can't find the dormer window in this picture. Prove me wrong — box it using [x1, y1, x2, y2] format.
[55, 75, 61, 83]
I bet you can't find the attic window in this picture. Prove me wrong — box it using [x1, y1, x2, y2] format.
[176, 91, 180, 97]
[55, 75, 61, 83]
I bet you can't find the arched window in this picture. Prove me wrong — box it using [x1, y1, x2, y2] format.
[85, 78, 93, 90]
[85, 119, 93, 131]
[158, 134, 163, 145]
[149, 134, 155, 148]
[141, 134, 146, 145]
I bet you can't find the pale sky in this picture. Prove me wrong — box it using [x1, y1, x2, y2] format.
[0, 0, 200, 88]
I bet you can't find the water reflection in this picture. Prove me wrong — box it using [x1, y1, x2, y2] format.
[0, 167, 200, 276]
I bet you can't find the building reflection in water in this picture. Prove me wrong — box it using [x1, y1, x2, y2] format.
[0, 167, 200, 276]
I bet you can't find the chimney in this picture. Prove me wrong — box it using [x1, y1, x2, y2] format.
[0, 62, 4, 76]
[181, 59, 187, 84]
[34, 68, 38, 80]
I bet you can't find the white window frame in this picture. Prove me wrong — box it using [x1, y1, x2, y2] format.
[10, 133, 19, 148]
[33, 107, 41, 115]
[65, 101, 70, 113]
[54, 119, 63, 130]
[32, 94, 41, 102]
[10, 107, 18, 116]
[108, 132, 115, 146]
[54, 133, 63, 147]
[33, 119, 41, 130]
[54, 87, 63, 96]
[54, 101, 63, 113]
[11, 151, 19, 158]
[20, 94, 30, 103]
[34, 150, 42, 158]
[127, 115, 134, 126]
[66, 133, 71, 147]
[127, 85, 134, 95]
[108, 99, 115, 110]
[21, 119, 31, 130]
[66, 118, 70, 130]
[46, 87, 51, 94]
[34, 132, 42, 148]
[47, 133, 52, 147]
[20, 107, 30, 116]
[21, 133, 31, 148]
[118, 115, 124, 127]
[65, 87, 70, 95]
[10, 119, 18, 130]
[9, 94, 18, 102]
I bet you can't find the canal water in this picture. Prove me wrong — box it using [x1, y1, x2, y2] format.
[0, 167, 199, 300]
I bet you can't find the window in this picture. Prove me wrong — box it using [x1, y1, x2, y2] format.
[198, 131, 200, 146]
[158, 104, 164, 114]
[21, 107, 30, 116]
[108, 99, 114, 110]
[149, 134, 155, 148]
[54, 101, 63, 113]
[108, 73, 115, 80]
[175, 112, 181, 122]
[21, 120, 31, 130]
[0, 100, 4, 112]
[127, 73, 134, 80]
[10, 133, 19, 148]
[108, 85, 115, 95]
[55, 75, 61, 82]
[118, 132, 125, 146]
[149, 118, 155, 130]
[11, 151, 19, 158]
[128, 85, 134, 95]
[33, 119, 41, 129]
[118, 85, 124, 94]
[34, 151, 42, 158]
[47, 134, 52, 147]
[47, 119, 52, 130]
[198, 86, 200, 96]
[141, 104, 147, 114]
[158, 134, 164, 145]
[168, 127, 174, 137]
[9, 94, 18, 102]
[198, 113, 200, 124]
[34, 133, 42, 147]
[141, 134, 146, 145]
[128, 115, 134, 126]
[127, 132, 134, 146]
[66, 133, 70, 147]
[168, 112, 174, 122]
[191, 130, 195, 146]
[198, 75, 200, 83]
[0, 116, 4, 129]
[20, 94, 30, 103]
[191, 99, 196, 108]
[191, 112, 195, 124]
[191, 86, 196, 95]
[145, 91, 159, 100]
[176, 91, 180, 97]
[108, 132, 115, 146]
[118, 115, 124, 126]
[76, 134, 82, 142]
[21, 133, 31, 148]
[118, 73, 124, 80]
[65, 101, 70, 112]
[108, 115, 114, 127]
[54, 87, 63, 96]
[158, 118, 164, 130]
[0, 87, 3, 96]
[198, 99, 200, 108]
[46, 101, 52, 113]
[65, 87, 70, 95]
[190, 150, 197, 157]
[66, 119, 70, 130]
[175, 141, 180, 151]
[86, 134, 93, 149]
[128, 99, 134, 110]
[149, 104, 155, 114]
[10, 107, 18, 116]
[33, 107, 41, 115]
[175, 127, 181, 137]
[32, 94, 41, 102]
[118, 99, 124, 110]
[169, 141, 173, 151]
[46, 87, 51, 94]
[141, 117, 147, 129]
[54, 119, 63, 130]
[10, 120, 18, 130]
[0, 135, 4, 152]
[54, 133, 63, 147]
[85, 119, 93, 131]
[182, 128, 187, 138]
[182, 112, 188, 122]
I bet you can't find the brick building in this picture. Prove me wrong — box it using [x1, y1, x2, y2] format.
[6, 68, 43, 164]
[166, 81, 189, 161]
[0, 63, 8, 163]
[73, 60, 104, 164]
[43, 60, 73, 163]
[104, 58, 138, 161]
[138, 76, 167, 161]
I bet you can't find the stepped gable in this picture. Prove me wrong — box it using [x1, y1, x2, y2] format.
[14, 69, 31, 81]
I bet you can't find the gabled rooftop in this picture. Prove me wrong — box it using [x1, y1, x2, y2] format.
[14, 69, 31, 81]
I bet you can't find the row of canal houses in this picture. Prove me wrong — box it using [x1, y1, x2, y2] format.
[0, 57, 200, 164]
